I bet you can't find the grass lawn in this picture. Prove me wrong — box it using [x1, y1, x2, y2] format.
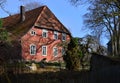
[0, 62, 120, 83]
[0, 67, 90, 83]
[1, 67, 120, 83]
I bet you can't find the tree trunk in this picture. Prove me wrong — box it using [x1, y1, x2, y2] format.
[118, 35, 120, 56]
[111, 35, 115, 56]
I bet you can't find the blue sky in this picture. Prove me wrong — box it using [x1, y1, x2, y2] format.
[0, 0, 89, 37]
[0, 0, 108, 46]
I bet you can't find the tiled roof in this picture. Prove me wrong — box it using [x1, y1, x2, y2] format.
[2, 6, 71, 40]
[3, 6, 44, 40]
[34, 6, 71, 35]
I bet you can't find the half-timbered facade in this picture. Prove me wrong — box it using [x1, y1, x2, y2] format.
[3, 6, 71, 62]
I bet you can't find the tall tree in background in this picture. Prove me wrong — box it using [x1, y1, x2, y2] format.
[24, 1, 42, 11]
[69, 0, 120, 56]
[79, 35, 100, 63]
[0, 19, 21, 61]
[0, 0, 6, 6]
[0, 19, 9, 43]
[0, 0, 6, 12]
[19, 0, 43, 11]
[0, 0, 11, 16]
[0, 18, 2, 28]
[83, 0, 120, 56]
[68, 0, 94, 6]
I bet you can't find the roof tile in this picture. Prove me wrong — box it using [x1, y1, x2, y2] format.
[3, 6, 71, 40]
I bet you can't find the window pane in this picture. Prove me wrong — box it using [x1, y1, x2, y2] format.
[54, 31, 58, 39]
[43, 47, 45, 55]
[54, 34, 57, 39]
[53, 48, 58, 56]
[30, 30, 36, 36]
[62, 48, 65, 55]
[42, 29, 47, 38]
[62, 33, 66, 41]
[42, 46, 47, 55]
[30, 45, 36, 55]
[43, 32, 46, 37]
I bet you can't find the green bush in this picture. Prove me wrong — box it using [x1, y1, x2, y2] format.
[0, 19, 2, 28]
[63, 38, 82, 71]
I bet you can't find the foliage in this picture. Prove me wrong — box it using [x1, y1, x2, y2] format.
[0, 19, 2, 28]
[0, 29, 8, 42]
[63, 38, 82, 70]
[0, 19, 10, 43]
[0, 42, 21, 60]
[58, 41, 69, 55]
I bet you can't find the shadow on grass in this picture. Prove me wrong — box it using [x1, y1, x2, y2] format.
[0, 70, 90, 83]
[0, 67, 120, 83]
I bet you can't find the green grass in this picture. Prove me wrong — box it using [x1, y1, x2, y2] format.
[0, 70, 90, 83]
[0, 65, 120, 83]
[0, 60, 120, 83]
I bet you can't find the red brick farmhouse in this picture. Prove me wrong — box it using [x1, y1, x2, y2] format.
[3, 6, 71, 62]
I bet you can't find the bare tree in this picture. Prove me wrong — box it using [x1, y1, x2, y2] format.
[69, 0, 120, 56]
[19, 1, 43, 11]
[24, 1, 42, 11]
[83, 0, 120, 56]
[68, 0, 95, 6]
[0, 0, 6, 5]
[0, 0, 11, 16]
[78, 35, 106, 69]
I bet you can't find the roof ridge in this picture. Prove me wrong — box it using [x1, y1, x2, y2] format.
[3, 5, 46, 19]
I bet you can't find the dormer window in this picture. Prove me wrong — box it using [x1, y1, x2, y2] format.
[54, 31, 58, 40]
[42, 29, 48, 38]
[30, 30, 36, 36]
[62, 33, 66, 41]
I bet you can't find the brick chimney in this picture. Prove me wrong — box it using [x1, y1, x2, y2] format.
[20, 5, 25, 22]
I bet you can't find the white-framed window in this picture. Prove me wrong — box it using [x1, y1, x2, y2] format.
[53, 47, 58, 57]
[42, 29, 48, 38]
[62, 48, 65, 55]
[30, 44, 36, 55]
[54, 31, 58, 40]
[42, 46, 47, 56]
[62, 33, 66, 41]
[30, 30, 36, 36]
